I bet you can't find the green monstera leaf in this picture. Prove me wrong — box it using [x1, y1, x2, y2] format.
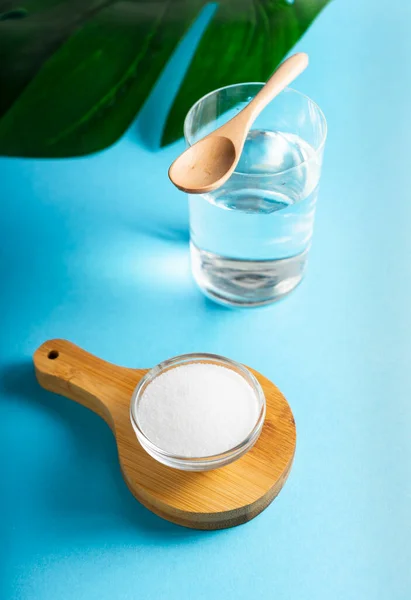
[0, 0, 330, 157]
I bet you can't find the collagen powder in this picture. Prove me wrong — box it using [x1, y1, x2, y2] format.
[138, 363, 260, 457]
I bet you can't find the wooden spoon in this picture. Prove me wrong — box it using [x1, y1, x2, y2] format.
[168, 52, 309, 194]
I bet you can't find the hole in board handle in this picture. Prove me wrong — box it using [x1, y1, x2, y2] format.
[48, 350, 59, 360]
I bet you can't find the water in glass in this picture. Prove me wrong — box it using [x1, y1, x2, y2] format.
[189, 128, 321, 306]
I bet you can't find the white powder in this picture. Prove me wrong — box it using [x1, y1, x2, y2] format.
[138, 363, 259, 457]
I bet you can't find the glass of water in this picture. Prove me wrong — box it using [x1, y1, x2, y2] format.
[184, 84, 327, 307]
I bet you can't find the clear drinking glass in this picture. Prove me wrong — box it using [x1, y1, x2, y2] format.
[184, 84, 327, 307]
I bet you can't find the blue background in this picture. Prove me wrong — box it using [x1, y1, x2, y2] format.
[1, 1, 411, 598]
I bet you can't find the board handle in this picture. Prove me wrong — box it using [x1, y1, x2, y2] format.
[33, 339, 144, 429]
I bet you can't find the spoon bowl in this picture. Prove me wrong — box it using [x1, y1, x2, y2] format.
[169, 135, 237, 193]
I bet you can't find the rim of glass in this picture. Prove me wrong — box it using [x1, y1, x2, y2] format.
[184, 83, 327, 179]
[129, 353, 266, 465]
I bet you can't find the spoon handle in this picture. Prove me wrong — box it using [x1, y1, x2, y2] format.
[239, 52, 309, 126]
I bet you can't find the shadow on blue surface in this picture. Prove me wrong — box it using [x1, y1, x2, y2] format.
[1, 361, 206, 541]
[127, 221, 190, 245]
[134, 4, 216, 150]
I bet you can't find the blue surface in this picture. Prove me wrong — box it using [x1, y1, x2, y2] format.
[1, 1, 411, 598]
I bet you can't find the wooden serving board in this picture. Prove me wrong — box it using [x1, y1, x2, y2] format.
[33, 339, 296, 530]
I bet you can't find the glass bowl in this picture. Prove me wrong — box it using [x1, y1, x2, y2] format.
[129, 353, 266, 471]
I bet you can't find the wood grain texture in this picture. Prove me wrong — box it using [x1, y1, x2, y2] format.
[33, 339, 296, 530]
